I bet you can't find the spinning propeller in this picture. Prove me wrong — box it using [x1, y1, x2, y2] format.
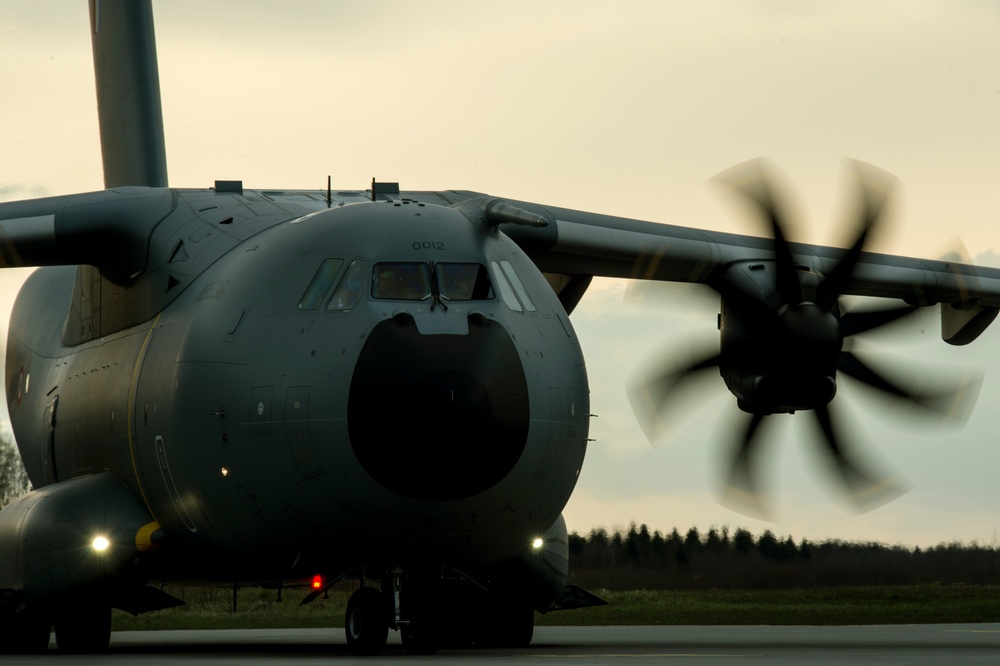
[629, 160, 979, 515]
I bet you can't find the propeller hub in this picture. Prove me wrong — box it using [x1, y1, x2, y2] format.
[776, 301, 843, 368]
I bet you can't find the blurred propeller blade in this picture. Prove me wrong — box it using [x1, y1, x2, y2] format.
[628, 159, 978, 517]
[813, 404, 906, 512]
[815, 163, 893, 310]
[839, 305, 917, 337]
[622, 279, 719, 314]
[837, 350, 922, 402]
[838, 350, 982, 421]
[717, 159, 803, 305]
[627, 352, 721, 443]
[719, 412, 770, 518]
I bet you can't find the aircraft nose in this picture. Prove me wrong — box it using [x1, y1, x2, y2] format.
[347, 313, 529, 501]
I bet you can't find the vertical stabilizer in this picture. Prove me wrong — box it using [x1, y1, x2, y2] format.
[89, 0, 168, 188]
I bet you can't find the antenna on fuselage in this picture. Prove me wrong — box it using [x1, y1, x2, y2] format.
[371, 178, 400, 202]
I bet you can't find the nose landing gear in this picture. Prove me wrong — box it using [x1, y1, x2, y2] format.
[342, 567, 535, 656]
[344, 568, 443, 657]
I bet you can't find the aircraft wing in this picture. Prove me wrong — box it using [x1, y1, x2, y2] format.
[1, 183, 997, 346]
[431, 191, 1000, 346]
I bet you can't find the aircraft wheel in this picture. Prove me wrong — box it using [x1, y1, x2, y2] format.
[0, 607, 51, 654]
[345, 587, 388, 656]
[19, 615, 53, 653]
[53, 603, 111, 653]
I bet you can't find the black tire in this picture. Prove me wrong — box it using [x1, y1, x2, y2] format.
[53, 603, 111, 654]
[0, 609, 51, 654]
[345, 587, 388, 656]
[19, 616, 53, 653]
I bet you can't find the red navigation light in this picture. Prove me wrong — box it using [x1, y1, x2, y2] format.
[312, 574, 323, 590]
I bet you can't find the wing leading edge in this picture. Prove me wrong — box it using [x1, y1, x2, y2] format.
[443, 193, 1000, 345]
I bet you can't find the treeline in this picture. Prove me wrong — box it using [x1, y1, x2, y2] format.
[0, 435, 30, 509]
[568, 523, 1000, 590]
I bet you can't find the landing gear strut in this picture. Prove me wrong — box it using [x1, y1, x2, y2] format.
[343, 569, 444, 656]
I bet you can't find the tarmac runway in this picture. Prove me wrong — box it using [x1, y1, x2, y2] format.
[8, 624, 1000, 664]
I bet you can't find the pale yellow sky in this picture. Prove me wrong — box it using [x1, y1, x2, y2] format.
[1, 1, 998, 547]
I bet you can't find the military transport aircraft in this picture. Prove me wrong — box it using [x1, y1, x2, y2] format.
[2, 0, 999, 657]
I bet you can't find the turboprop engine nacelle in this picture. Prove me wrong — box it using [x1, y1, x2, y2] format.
[0, 473, 156, 610]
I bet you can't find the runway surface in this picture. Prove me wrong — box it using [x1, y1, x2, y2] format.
[9, 624, 1000, 664]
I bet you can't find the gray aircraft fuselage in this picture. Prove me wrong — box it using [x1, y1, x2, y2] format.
[5, 194, 589, 583]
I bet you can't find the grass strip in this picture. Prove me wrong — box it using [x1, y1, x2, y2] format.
[110, 584, 1000, 632]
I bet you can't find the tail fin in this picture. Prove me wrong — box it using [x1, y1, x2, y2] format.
[89, 0, 168, 188]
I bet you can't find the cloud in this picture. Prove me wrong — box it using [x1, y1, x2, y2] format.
[973, 250, 1000, 268]
[0, 184, 49, 203]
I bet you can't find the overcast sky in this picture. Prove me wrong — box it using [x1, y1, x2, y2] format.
[1, 1, 998, 548]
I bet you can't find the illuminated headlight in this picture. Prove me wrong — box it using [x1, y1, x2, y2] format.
[92, 536, 111, 553]
[531, 537, 544, 550]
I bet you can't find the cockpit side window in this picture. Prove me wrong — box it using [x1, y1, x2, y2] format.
[298, 258, 344, 310]
[436, 263, 494, 301]
[328, 258, 365, 310]
[499, 260, 536, 312]
[372, 263, 432, 301]
[490, 261, 523, 312]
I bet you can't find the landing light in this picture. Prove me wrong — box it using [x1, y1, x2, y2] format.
[532, 538, 544, 550]
[92, 536, 111, 553]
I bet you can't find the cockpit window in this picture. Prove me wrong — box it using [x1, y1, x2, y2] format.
[372, 263, 432, 301]
[436, 263, 494, 301]
[499, 260, 536, 312]
[298, 258, 344, 310]
[491, 261, 522, 312]
[328, 259, 365, 310]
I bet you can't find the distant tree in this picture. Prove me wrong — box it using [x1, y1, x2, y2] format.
[651, 530, 666, 562]
[706, 527, 725, 555]
[569, 532, 586, 558]
[0, 434, 30, 509]
[589, 527, 609, 547]
[758, 530, 780, 560]
[733, 528, 754, 554]
[624, 523, 642, 565]
[657, 528, 681, 565]
[684, 527, 702, 552]
[782, 536, 798, 561]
